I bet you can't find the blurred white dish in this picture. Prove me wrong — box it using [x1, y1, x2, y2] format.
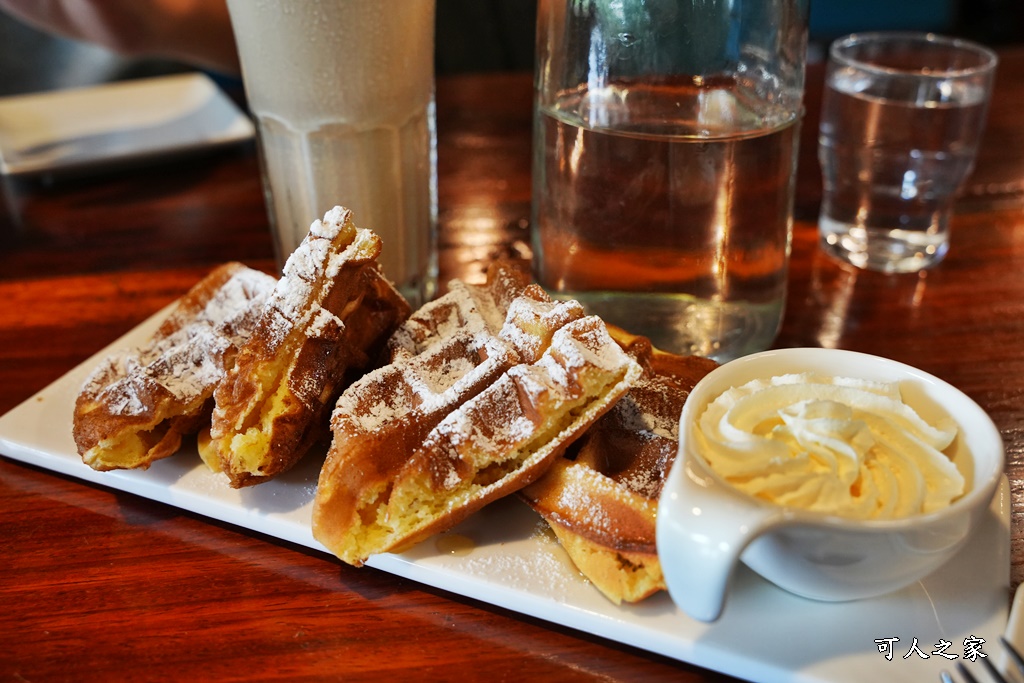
[0, 72, 254, 176]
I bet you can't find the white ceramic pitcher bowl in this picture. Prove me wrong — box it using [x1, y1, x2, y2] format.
[657, 348, 1004, 622]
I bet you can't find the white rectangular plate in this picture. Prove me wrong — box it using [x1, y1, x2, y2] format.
[0, 307, 1010, 682]
[0, 73, 254, 176]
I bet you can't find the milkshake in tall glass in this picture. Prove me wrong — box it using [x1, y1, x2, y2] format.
[227, 0, 438, 306]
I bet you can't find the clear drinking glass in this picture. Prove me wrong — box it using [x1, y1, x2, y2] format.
[818, 32, 997, 274]
[226, 0, 438, 307]
[531, 0, 809, 362]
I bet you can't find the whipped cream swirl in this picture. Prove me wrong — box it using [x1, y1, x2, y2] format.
[695, 373, 965, 520]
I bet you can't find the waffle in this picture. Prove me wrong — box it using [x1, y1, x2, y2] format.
[387, 262, 530, 361]
[520, 328, 718, 604]
[312, 264, 642, 567]
[203, 207, 410, 488]
[73, 262, 277, 471]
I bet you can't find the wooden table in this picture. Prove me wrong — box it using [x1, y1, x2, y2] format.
[2, 47, 1023, 681]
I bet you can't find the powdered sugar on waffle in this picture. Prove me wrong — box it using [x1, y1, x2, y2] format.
[616, 454, 668, 499]
[335, 331, 515, 434]
[498, 291, 585, 363]
[263, 206, 376, 349]
[314, 263, 647, 566]
[341, 277, 639, 453]
[423, 374, 540, 476]
[616, 395, 678, 440]
[336, 271, 530, 435]
[306, 306, 342, 341]
[401, 309, 640, 492]
[82, 266, 277, 415]
[389, 278, 512, 359]
[551, 465, 628, 535]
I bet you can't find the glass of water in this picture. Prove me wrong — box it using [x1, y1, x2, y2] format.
[531, 0, 809, 362]
[818, 32, 998, 274]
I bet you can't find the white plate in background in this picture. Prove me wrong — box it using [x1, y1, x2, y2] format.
[0, 305, 1010, 683]
[0, 72, 254, 176]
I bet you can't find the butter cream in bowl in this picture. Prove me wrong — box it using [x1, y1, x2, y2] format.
[657, 348, 1004, 622]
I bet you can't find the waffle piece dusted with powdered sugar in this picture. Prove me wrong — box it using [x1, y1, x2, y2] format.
[312, 263, 642, 567]
[73, 262, 277, 471]
[386, 263, 531, 361]
[521, 327, 718, 604]
[202, 206, 410, 488]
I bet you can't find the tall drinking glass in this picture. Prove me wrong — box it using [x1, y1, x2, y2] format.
[226, 0, 438, 307]
[531, 0, 809, 362]
[818, 32, 997, 273]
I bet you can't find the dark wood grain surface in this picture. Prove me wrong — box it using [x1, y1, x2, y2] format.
[2, 48, 1023, 682]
